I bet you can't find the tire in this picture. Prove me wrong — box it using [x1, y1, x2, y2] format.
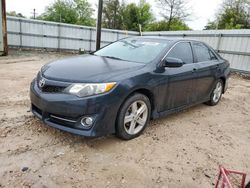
[205, 79, 224, 106]
[116, 93, 151, 140]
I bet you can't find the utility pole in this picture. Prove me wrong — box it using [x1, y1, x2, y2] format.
[0, 0, 8, 56]
[31, 8, 37, 19]
[96, 0, 103, 51]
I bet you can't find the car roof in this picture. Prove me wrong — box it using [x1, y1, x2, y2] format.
[126, 36, 200, 43]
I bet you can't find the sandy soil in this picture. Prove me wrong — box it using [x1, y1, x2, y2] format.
[0, 50, 249, 188]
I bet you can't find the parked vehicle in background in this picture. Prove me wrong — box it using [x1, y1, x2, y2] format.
[30, 37, 230, 140]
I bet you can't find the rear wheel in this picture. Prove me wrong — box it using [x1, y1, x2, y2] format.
[205, 79, 224, 106]
[116, 93, 151, 140]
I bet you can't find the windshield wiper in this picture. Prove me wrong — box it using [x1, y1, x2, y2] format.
[102, 55, 125, 61]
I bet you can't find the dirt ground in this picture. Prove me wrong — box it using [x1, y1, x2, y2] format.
[0, 50, 249, 188]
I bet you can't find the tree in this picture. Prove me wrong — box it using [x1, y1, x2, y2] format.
[74, 0, 95, 26]
[137, 0, 154, 30]
[102, 0, 123, 29]
[157, 0, 191, 30]
[38, 0, 95, 26]
[7, 11, 25, 18]
[121, 1, 154, 31]
[121, 3, 138, 31]
[204, 20, 218, 30]
[145, 18, 191, 31]
[204, 0, 250, 30]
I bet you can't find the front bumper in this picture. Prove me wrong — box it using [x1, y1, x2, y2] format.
[30, 79, 121, 137]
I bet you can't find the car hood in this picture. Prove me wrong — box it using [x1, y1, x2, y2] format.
[41, 55, 145, 82]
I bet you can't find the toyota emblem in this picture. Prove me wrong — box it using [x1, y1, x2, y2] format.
[39, 78, 45, 88]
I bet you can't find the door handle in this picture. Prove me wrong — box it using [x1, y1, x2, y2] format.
[192, 68, 197, 73]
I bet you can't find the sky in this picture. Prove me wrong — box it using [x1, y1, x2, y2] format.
[6, 0, 223, 30]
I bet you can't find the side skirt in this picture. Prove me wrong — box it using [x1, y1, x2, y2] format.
[151, 97, 210, 120]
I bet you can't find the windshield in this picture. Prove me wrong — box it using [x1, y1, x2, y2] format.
[94, 38, 170, 63]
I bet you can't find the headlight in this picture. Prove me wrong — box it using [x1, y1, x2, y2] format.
[64, 82, 116, 97]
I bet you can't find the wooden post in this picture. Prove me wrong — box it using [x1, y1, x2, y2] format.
[96, 0, 103, 51]
[0, 0, 7, 55]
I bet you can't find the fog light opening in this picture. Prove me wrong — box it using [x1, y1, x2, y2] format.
[81, 117, 94, 128]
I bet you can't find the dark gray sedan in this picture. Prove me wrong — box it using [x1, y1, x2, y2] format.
[30, 37, 230, 140]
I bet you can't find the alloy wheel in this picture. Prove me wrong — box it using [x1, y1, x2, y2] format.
[123, 100, 148, 135]
[212, 81, 223, 103]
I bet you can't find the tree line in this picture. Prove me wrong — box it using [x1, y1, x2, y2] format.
[204, 0, 250, 29]
[7, 0, 250, 31]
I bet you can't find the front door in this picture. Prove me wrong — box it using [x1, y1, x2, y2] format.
[158, 42, 197, 112]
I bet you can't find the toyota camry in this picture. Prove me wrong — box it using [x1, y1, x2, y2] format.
[30, 37, 230, 140]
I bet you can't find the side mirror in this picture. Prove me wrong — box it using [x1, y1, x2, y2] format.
[163, 57, 184, 68]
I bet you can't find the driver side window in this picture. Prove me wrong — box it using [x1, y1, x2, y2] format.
[167, 42, 193, 64]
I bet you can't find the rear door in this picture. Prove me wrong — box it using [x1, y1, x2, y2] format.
[158, 42, 197, 112]
[192, 42, 220, 101]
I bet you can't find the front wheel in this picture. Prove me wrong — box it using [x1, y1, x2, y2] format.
[116, 93, 151, 140]
[205, 79, 224, 106]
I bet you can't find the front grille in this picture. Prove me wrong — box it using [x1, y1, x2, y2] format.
[32, 104, 78, 127]
[41, 85, 65, 93]
[36, 73, 66, 93]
